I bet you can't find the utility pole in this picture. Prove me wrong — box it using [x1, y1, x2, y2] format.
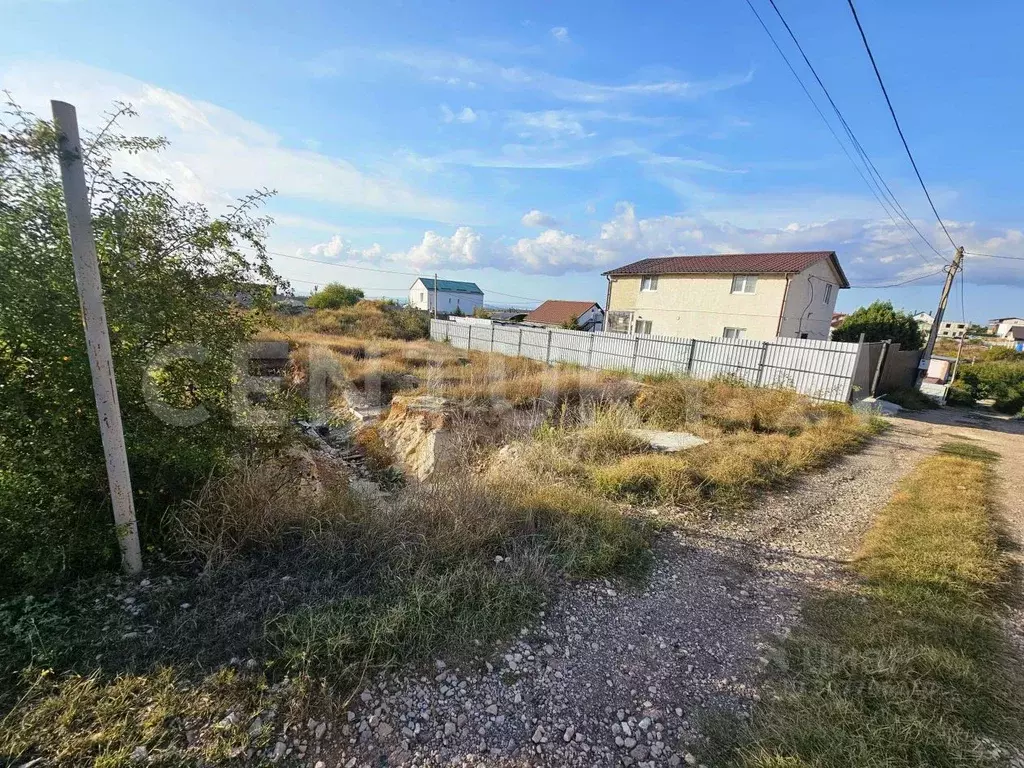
[51, 100, 142, 575]
[433, 272, 438, 319]
[918, 245, 964, 382]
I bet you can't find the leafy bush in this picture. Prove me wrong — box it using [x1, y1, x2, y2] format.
[832, 300, 923, 349]
[305, 282, 364, 309]
[0, 100, 280, 592]
[949, 359, 1024, 414]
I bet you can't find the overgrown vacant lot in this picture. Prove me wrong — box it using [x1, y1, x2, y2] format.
[732, 442, 1024, 768]
[1, 327, 885, 766]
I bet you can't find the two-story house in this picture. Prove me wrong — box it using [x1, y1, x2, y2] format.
[602, 251, 849, 341]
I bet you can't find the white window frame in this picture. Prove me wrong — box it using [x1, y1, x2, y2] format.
[730, 275, 757, 294]
[823, 283, 833, 304]
[635, 319, 653, 335]
[722, 327, 746, 339]
[640, 275, 659, 292]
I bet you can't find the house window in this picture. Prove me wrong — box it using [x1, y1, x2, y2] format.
[635, 320, 653, 334]
[640, 275, 659, 292]
[731, 275, 757, 294]
[606, 311, 632, 333]
[823, 283, 833, 304]
[723, 327, 746, 339]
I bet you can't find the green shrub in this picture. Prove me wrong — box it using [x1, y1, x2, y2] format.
[832, 300, 923, 349]
[306, 282, 364, 309]
[949, 359, 1024, 414]
[0, 100, 282, 592]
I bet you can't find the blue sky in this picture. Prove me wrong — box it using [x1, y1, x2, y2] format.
[2, 0, 1022, 320]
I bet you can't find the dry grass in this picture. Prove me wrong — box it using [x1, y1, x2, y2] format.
[732, 447, 1024, 768]
[585, 403, 880, 512]
[0, 666, 305, 767]
[172, 450, 363, 570]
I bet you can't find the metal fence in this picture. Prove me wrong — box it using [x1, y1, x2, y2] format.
[430, 319, 863, 402]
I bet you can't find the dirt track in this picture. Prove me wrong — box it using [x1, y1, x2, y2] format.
[293, 409, 1024, 768]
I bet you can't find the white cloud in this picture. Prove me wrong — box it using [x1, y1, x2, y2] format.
[440, 104, 478, 124]
[0, 60, 461, 222]
[403, 227, 484, 267]
[301, 202, 1024, 287]
[550, 27, 571, 43]
[506, 110, 590, 138]
[521, 209, 559, 228]
[316, 47, 753, 104]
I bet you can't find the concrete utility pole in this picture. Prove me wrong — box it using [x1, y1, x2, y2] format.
[51, 100, 142, 575]
[433, 272, 438, 319]
[918, 245, 965, 380]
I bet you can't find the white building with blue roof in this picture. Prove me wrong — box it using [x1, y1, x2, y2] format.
[409, 277, 484, 315]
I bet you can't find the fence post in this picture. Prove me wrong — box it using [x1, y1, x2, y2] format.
[755, 341, 769, 386]
[546, 330, 553, 364]
[52, 100, 142, 576]
[844, 332, 866, 403]
[516, 328, 523, 358]
[685, 338, 697, 375]
[870, 340, 891, 397]
[467, 324, 473, 351]
[632, 334, 641, 373]
[489, 323, 495, 352]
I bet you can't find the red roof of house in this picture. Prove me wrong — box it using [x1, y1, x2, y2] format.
[525, 300, 601, 326]
[603, 251, 849, 288]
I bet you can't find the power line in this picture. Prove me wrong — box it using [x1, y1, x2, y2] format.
[964, 251, 1024, 261]
[761, 0, 944, 264]
[845, 0, 958, 251]
[850, 268, 945, 288]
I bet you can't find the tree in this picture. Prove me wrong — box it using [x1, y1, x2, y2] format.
[307, 282, 364, 309]
[832, 301, 923, 349]
[560, 315, 580, 330]
[0, 99, 281, 592]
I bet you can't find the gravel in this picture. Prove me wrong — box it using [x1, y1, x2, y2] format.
[293, 423, 931, 767]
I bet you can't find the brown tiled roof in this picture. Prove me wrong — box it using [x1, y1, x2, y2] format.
[603, 251, 849, 288]
[525, 300, 601, 326]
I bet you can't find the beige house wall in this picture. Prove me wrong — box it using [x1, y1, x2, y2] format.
[607, 273, 788, 340]
[778, 259, 842, 339]
[607, 258, 844, 341]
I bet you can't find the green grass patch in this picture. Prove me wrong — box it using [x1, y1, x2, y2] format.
[732, 450, 1024, 768]
[938, 440, 1000, 463]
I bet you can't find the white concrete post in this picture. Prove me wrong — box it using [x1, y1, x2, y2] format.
[51, 101, 142, 575]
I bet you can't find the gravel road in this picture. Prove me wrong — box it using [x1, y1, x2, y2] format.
[279, 411, 1024, 768]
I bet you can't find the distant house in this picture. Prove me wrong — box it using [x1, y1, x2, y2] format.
[936, 321, 968, 338]
[913, 312, 934, 335]
[408, 277, 484, 315]
[524, 300, 605, 331]
[990, 317, 1024, 337]
[830, 312, 848, 334]
[602, 251, 848, 340]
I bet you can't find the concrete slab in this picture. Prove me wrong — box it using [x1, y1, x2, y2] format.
[628, 429, 707, 452]
[854, 396, 903, 416]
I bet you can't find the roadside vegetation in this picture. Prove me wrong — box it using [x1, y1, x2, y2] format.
[731, 443, 1024, 768]
[949, 351, 1024, 415]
